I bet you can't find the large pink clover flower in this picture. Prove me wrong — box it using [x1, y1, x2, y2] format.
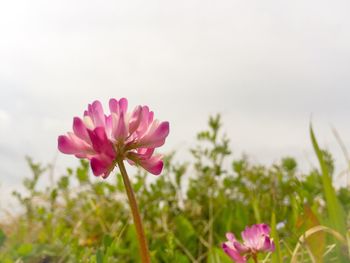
[222, 224, 275, 263]
[58, 98, 169, 178]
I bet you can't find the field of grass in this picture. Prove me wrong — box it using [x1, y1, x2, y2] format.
[0, 115, 349, 262]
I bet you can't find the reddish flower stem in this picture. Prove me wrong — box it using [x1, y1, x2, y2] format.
[117, 159, 151, 263]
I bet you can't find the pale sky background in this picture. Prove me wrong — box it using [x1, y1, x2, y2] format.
[1, 0, 350, 214]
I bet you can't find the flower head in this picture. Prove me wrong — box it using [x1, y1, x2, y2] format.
[58, 98, 169, 178]
[222, 224, 275, 263]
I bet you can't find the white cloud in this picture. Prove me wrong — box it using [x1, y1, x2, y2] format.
[0, 109, 10, 125]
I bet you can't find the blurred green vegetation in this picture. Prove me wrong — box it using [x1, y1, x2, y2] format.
[0, 115, 349, 262]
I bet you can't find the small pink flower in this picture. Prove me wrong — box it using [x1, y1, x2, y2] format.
[58, 98, 169, 178]
[222, 224, 275, 263]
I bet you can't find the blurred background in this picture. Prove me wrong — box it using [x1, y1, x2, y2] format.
[1, 0, 350, 214]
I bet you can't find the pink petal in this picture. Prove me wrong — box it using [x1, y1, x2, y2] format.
[73, 117, 90, 142]
[242, 225, 258, 248]
[148, 111, 154, 123]
[87, 100, 106, 127]
[109, 98, 128, 114]
[112, 112, 128, 141]
[58, 135, 76, 154]
[140, 156, 163, 175]
[134, 106, 151, 136]
[87, 127, 116, 158]
[105, 115, 113, 139]
[226, 232, 237, 242]
[136, 148, 155, 159]
[125, 148, 155, 163]
[58, 133, 92, 157]
[257, 224, 270, 236]
[138, 121, 169, 148]
[233, 241, 250, 254]
[127, 154, 164, 175]
[90, 156, 114, 177]
[129, 106, 143, 134]
[260, 236, 275, 252]
[119, 98, 128, 113]
[222, 243, 247, 263]
[242, 224, 273, 251]
[109, 98, 119, 114]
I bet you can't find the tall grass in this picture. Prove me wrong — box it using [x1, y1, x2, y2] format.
[0, 116, 348, 262]
[310, 124, 346, 234]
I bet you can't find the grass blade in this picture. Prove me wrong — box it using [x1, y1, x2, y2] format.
[291, 225, 346, 263]
[309, 124, 346, 233]
[270, 211, 282, 263]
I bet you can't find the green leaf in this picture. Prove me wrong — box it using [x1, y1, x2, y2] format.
[103, 234, 113, 249]
[207, 247, 232, 263]
[270, 212, 282, 263]
[174, 215, 196, 243]
[310, 124, 346, 233]
[252, 197, 261, 223]
[117, 173, 125, 192]
[77, 166, 88, 183]
[0, 229, 6, 247]
[58, 176, 69, 189]
[173, 251, 191, 263]
[17, 243, 33, 256]
[299, 206, 325, 262]
[96, 249, 103, 263]
[174, 215, 197, 254]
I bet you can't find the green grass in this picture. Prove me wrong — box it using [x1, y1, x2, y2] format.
[0, 116, 349, 262]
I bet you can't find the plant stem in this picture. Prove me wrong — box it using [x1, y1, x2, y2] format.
[117, 159, 151, 263]
[252, 254, 258, 263]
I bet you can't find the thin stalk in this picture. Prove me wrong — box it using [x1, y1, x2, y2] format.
[117, 159, 151, 263]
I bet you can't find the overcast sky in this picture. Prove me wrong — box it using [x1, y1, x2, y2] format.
[1, 0, 350, 213]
